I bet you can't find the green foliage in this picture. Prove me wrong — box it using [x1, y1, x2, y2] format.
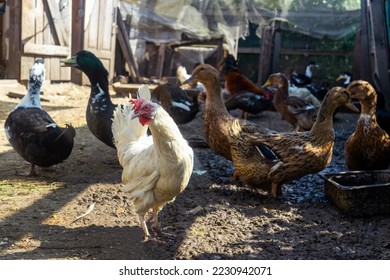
[282, 31, 356, 50]
[238, 29, 356, 84]
[279, 31, 356, 82]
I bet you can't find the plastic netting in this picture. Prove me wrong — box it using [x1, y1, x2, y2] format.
[119, 0, 361, 54]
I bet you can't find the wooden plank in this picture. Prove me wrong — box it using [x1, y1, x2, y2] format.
[35, 0, 44, 45]
[239, 47, 353, 57]
[359, 0, 371, 82]
[44, 0, 69, 46]
[116, 8, 139, 82]
[155, 43, 166, 79]
[257, 26, 273, 84]
[21, 1, 35, 44]
[100, 0, 114, 51]
[49, 57, 60, 81]
[279, 48, 353, 57]
[23, 43, 70, 56]
[272, 22, 282, 74]
[85, 0, 99, 49]
[70, 0, 85, 84]
[5, 0, 21, 78]
[20, 56, 35, 80]
[112, 82, 157, 97]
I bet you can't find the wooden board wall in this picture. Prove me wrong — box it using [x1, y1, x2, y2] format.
[20, 0, 71, 81]
[3, 0, 117, 84]
[72, 0, 117, 85]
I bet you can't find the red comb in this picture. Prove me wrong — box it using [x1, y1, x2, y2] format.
[130, 98, 145, 111]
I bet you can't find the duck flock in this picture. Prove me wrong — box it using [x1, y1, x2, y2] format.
[3, 51, 390, 241]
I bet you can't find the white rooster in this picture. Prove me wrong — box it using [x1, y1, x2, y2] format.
[112, 85, 194, 242]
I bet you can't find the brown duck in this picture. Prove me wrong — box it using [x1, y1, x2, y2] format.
[345, 80, 390, 170]
[229, 87, 358, 197]
[263, 73, 319, 131]
[183, 64, 272, 162]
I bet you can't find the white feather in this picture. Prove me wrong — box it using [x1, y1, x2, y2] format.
[111, 84, 194, 218]
[15, 60, 45, 110]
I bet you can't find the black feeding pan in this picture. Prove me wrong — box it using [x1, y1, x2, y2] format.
[321, 170, 390, 216]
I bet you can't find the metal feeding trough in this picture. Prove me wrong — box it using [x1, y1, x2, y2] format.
[321, 170, 390, 216]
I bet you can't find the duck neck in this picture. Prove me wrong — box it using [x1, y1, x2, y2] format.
[345, 76, 351, 85]
[359, 90, 377, 120]
[16, 79, 43, 109]
[309, 100, 336, 143]
[305, 66, 313, 78]
[272, 83, 289, 111]
[203, 75, 229, 115]
[87, 70, 112, 104]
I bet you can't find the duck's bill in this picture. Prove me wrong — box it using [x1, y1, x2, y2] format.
[261, 80, 271, 88]
[182, 76, 195, 85]
[60, 55, 78, 67]
[343, 101, 359, 113]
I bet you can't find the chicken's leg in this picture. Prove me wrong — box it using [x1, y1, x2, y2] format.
[151, 207, 159, 231]
[138, 213, 150, 242]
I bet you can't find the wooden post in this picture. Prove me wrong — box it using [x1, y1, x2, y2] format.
[257, 26, 274, 84]
[271, 21, 282, 74]
[155, 43, 166, 79]
[116, 8, 140, 82]
[358, 0, 371, 82]
[70, 0, 85, 84]
[369, 0, 390, 110]
[6, 0, 21, 79]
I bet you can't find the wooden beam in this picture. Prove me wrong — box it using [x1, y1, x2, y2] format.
[279, 48, 353, 57]
[116, 8, 140, 82]
[238, 47, 353, 57]
[70, 0, 85, 84]
[170, 37, 224, 49]
[23, 43, 69, 56]
[44, 0, 68, 46]
[5, 0, 21, 79]
[271, 22, 282, 74]
[155, 43, 166, 79]
[257, 26, 274, 84]
[359, 0, 371, 82]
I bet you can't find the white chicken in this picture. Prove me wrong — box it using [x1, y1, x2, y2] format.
[111, 85, 194, 242]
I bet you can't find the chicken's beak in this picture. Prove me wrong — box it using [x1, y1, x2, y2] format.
[131, 111, 140, 120]
[61, 55, 78, 67]
[336, 75, 343, 82]
[343, 100, 359, 113]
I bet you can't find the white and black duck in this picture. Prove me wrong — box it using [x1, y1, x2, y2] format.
[290, 61, 319, 87]
[336, 71, 353, 88]
[151, 83, 199, 124]
[61, 50, 117, 148]
[224, 90, 273, 119]
[4, 59, 76, 175]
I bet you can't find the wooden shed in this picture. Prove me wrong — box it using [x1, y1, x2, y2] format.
[0, 0, 117, 83]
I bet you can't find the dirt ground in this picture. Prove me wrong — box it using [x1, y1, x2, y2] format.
[0, 82, 390, 260]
